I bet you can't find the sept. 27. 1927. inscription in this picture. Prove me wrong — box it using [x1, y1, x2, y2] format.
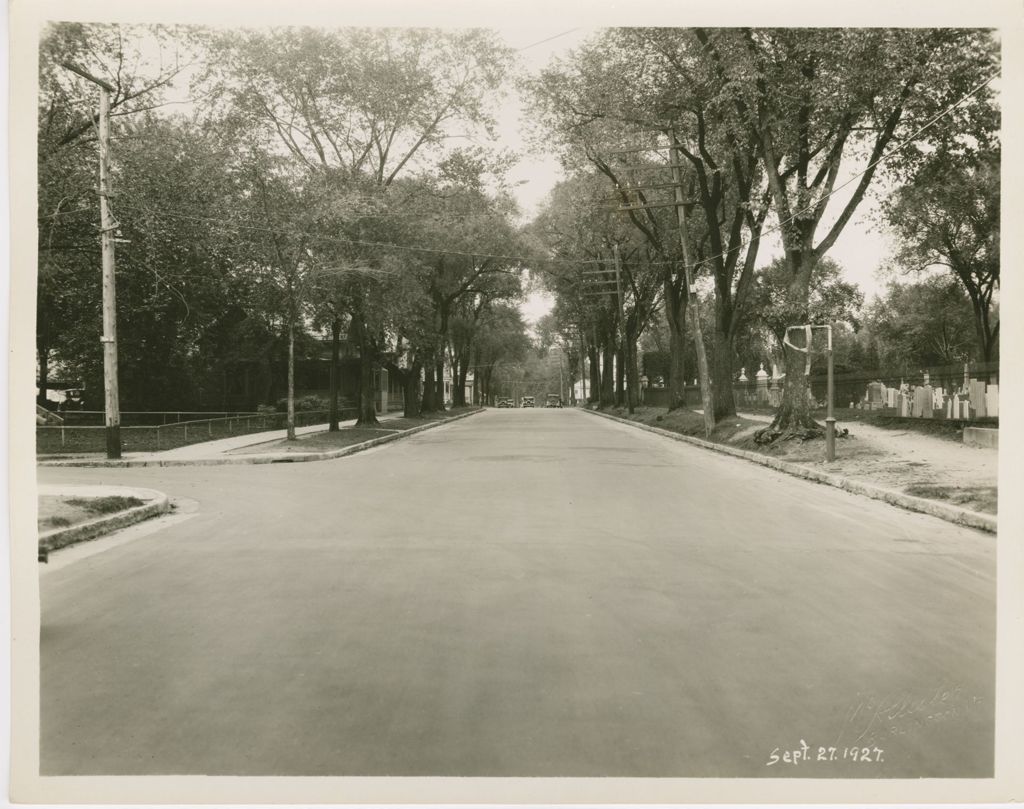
[766, 740, 884, 767]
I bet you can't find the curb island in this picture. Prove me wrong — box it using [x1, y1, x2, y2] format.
[38, 485, 171, 559]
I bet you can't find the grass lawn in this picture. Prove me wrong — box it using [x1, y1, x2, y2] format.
[617, 406, 767, 443]
[230, 408, 479, 455]
[231, 427, 394, 454]
[38, 495, 145, 532]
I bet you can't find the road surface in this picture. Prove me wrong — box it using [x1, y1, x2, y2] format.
[38, 408, 995, 776]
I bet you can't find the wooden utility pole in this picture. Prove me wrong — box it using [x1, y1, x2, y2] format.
[670, 130, 715, 438]
[63, 62, 121, 458]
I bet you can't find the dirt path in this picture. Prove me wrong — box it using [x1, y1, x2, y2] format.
[735, 411, 998, 513]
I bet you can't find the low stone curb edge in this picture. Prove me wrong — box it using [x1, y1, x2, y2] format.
[583, 408, 997, 535]
[38, 487, 172, 554]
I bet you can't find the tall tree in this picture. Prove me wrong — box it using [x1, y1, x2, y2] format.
[37, 22, 201, 407]
[864, 277, 979, 371]
[202, 26, 515, 423]
[529, 172, 662, 412]
[694, 27, 997, 441]
[736, 257, 864, 376]
[528, 28, 772, 419]
[883, 146, 999, 362]
[471, 305, 531, 406]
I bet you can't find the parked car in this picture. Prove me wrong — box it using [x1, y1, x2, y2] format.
[496, 397, 513, 408]
[521, 396, 535, 408]
[545, 394, 563, 408]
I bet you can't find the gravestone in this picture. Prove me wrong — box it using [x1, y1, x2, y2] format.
[866, 382, 884, 410]
[969, 379, 987, 418]
[755, 363, 769, 404]
[986, 384, 999, 417]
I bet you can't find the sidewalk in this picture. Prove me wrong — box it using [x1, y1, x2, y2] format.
[38, 410, 477, 468]
[144, 412, 404, 460]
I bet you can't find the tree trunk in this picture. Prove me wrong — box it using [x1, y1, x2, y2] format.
[626, 334, 640, 414]
[328, 316, 341, 431]
[600, 343, 615, 408]
[755, 317, 821, 443]
[625, 314, 640, 414]
[37, 345, 49, 408]
[665, 284, 687, 411]
[614, 345, 625, 408]
[481, 368, 493, 405]
[421, 362, 437, 413]
[453, 356, 468, 407]
[588, 344, 600, 403]
[970, 293, 998, 362]
[403, 360, 422, 418]
[711, 326, 737, 420]
[753, 249, 823, 443]
[435, 360, 445, 410]
[354, 320, 379, 427]
[286, 321, 296, 440]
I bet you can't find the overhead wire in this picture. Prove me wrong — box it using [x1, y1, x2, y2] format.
[110, 201, 605, 266]
[50, 70, 996, 277]
[588, 70, 999, 272]
[516, 29, 583, 52]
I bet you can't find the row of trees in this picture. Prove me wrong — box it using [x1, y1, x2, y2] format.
[644, 263, 988, 389]
[38, 23, 534, 434]
[525, 27, 999, 441]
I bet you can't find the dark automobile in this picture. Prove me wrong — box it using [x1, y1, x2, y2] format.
[521, 396, 535, 408]
[545, 394, 562, 408]
[496, 397, 513, 408]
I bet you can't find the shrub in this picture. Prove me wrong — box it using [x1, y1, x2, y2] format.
[275, 395, 329, 413]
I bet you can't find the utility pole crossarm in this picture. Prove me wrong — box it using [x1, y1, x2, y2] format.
[60, 61, 115, 92]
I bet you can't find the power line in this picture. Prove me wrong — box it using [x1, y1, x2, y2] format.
[516, 29, 583, 52]
[57, 71, 995, 279]
[591, 70, 998, 273]
[112, 201, 589, 266]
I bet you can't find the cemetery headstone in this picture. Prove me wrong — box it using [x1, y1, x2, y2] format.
[969, 379, 987, 418]
[920, 385, 934, 418]
[986, 384, 999, 418]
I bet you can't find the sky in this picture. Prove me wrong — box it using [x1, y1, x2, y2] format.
[498, 27, 901, 326]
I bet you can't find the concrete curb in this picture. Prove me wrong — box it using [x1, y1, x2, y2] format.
[583, 408, 997, 535]
[38, 486, 171, 554]
[38, 409, 483, 469]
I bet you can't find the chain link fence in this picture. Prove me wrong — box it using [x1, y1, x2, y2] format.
[37, 408, 358, 455]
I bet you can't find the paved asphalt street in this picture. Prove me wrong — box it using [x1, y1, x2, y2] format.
[38, 408, 995, 777]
